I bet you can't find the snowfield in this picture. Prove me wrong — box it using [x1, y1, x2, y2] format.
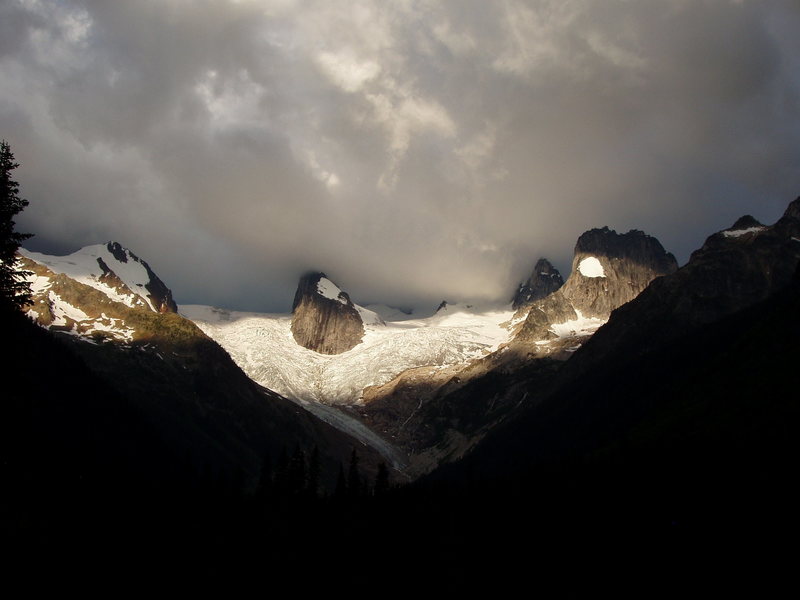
[181, 303, 517, 406]
[20, 245, 156, 311]
[549, 310, 606, 338]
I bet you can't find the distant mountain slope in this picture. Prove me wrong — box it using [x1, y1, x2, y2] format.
[436, 197, 800, 497]
[359, 226, 676, 475]
[21, 242, 177, 314]
[15, 243, 384, 488]
[561, 197, 800, 375]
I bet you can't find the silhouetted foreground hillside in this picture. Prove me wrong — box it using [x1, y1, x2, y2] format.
[4, 265, 798, 593]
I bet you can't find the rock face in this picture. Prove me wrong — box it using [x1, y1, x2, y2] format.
[511, 258, 564, 309]
[559, 227, 678, 318]
[291, 272, 365, 355]
[438, 203, 800, 499]
[515, 227, 677, 343]
[569, 197, 800, 371]
[104, 242, 177, 313]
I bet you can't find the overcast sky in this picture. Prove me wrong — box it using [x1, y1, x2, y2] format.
[2, 0, 799, 312]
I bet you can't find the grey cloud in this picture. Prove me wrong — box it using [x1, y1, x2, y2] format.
[3, 0, 799, 312]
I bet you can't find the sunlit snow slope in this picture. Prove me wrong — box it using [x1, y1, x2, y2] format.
[20, 244, 168, 312]
[181, 303, 516, 406]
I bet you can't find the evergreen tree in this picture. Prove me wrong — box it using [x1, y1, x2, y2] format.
[374, 462, 390, 496]
[287, 447, 307, 495]
[307, 446, 320, 498]
[273, 447, 290, 496]
[347, 449, 361, 499]
[0, 139, 32, 310]
[334, 464, 347, 499]
[256, 449, 273, 500]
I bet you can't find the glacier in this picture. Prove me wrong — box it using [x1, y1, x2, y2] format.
[180, 303, 516, 406]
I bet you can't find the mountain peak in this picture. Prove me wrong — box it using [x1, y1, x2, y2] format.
[511, 257, 564, 309]
[291, 272, 366, 354]
[783, 196, 800, 220]
[729, 215, 763, 230]
[19, 242, 177, 314]
[562, 227, 677, 318]
[514, 227, 676, 346]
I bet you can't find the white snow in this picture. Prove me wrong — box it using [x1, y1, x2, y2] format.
[363, 304, 416, 321]
[181, 302, 516, 406]
[27, 283, 136, 343]
[49, 291, 89, 326]
[28, 274, 52, 294]
[722, 226, 765, 238]
[20, 245, 156, 311]
[549, 310, 606, 338]
[578, 256, 605, 278]
[83, 314, 135, 341]
[355, 304, 385, 326]
[315, 277, 384, 324]
[316, 277, 348, 304]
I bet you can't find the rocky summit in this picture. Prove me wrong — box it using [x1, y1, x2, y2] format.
[290, 272, 366, 355]
[18, 242, 179, 343]
[571, 197, 800, 369]
[515, 227, 677, 344]
[20, 241, 177, 316]
[511, 258, 564, 310]
[559, 227, 678, 318]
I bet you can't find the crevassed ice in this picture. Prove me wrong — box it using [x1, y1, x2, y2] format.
[181, 303, 515, 406]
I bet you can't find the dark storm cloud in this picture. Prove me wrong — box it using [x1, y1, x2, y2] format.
[2, 0, 799, 311]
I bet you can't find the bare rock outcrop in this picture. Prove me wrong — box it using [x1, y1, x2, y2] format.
[104, 242, 177, 313]
[290, 272, 365, 355]
[512, 258, 564, 310]
[559, 227, 678, 318]
[515, 227, 677, 344]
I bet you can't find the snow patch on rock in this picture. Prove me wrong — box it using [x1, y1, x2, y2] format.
[21, 245, 155, 310]
[578, 256, 606, 278]
[49, 291, 89, 325]
[549, 310, 606, 338]
[722, 226, 766, 238]
[316, 277, 348, 304]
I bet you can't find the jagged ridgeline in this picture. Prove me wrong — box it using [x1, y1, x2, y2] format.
[436, 196, 800, 486]
[514, 227, 678, 343]
[511, 258, 564, 309]
[16, 197, 800, 488]
[360, 224, 679, 476]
